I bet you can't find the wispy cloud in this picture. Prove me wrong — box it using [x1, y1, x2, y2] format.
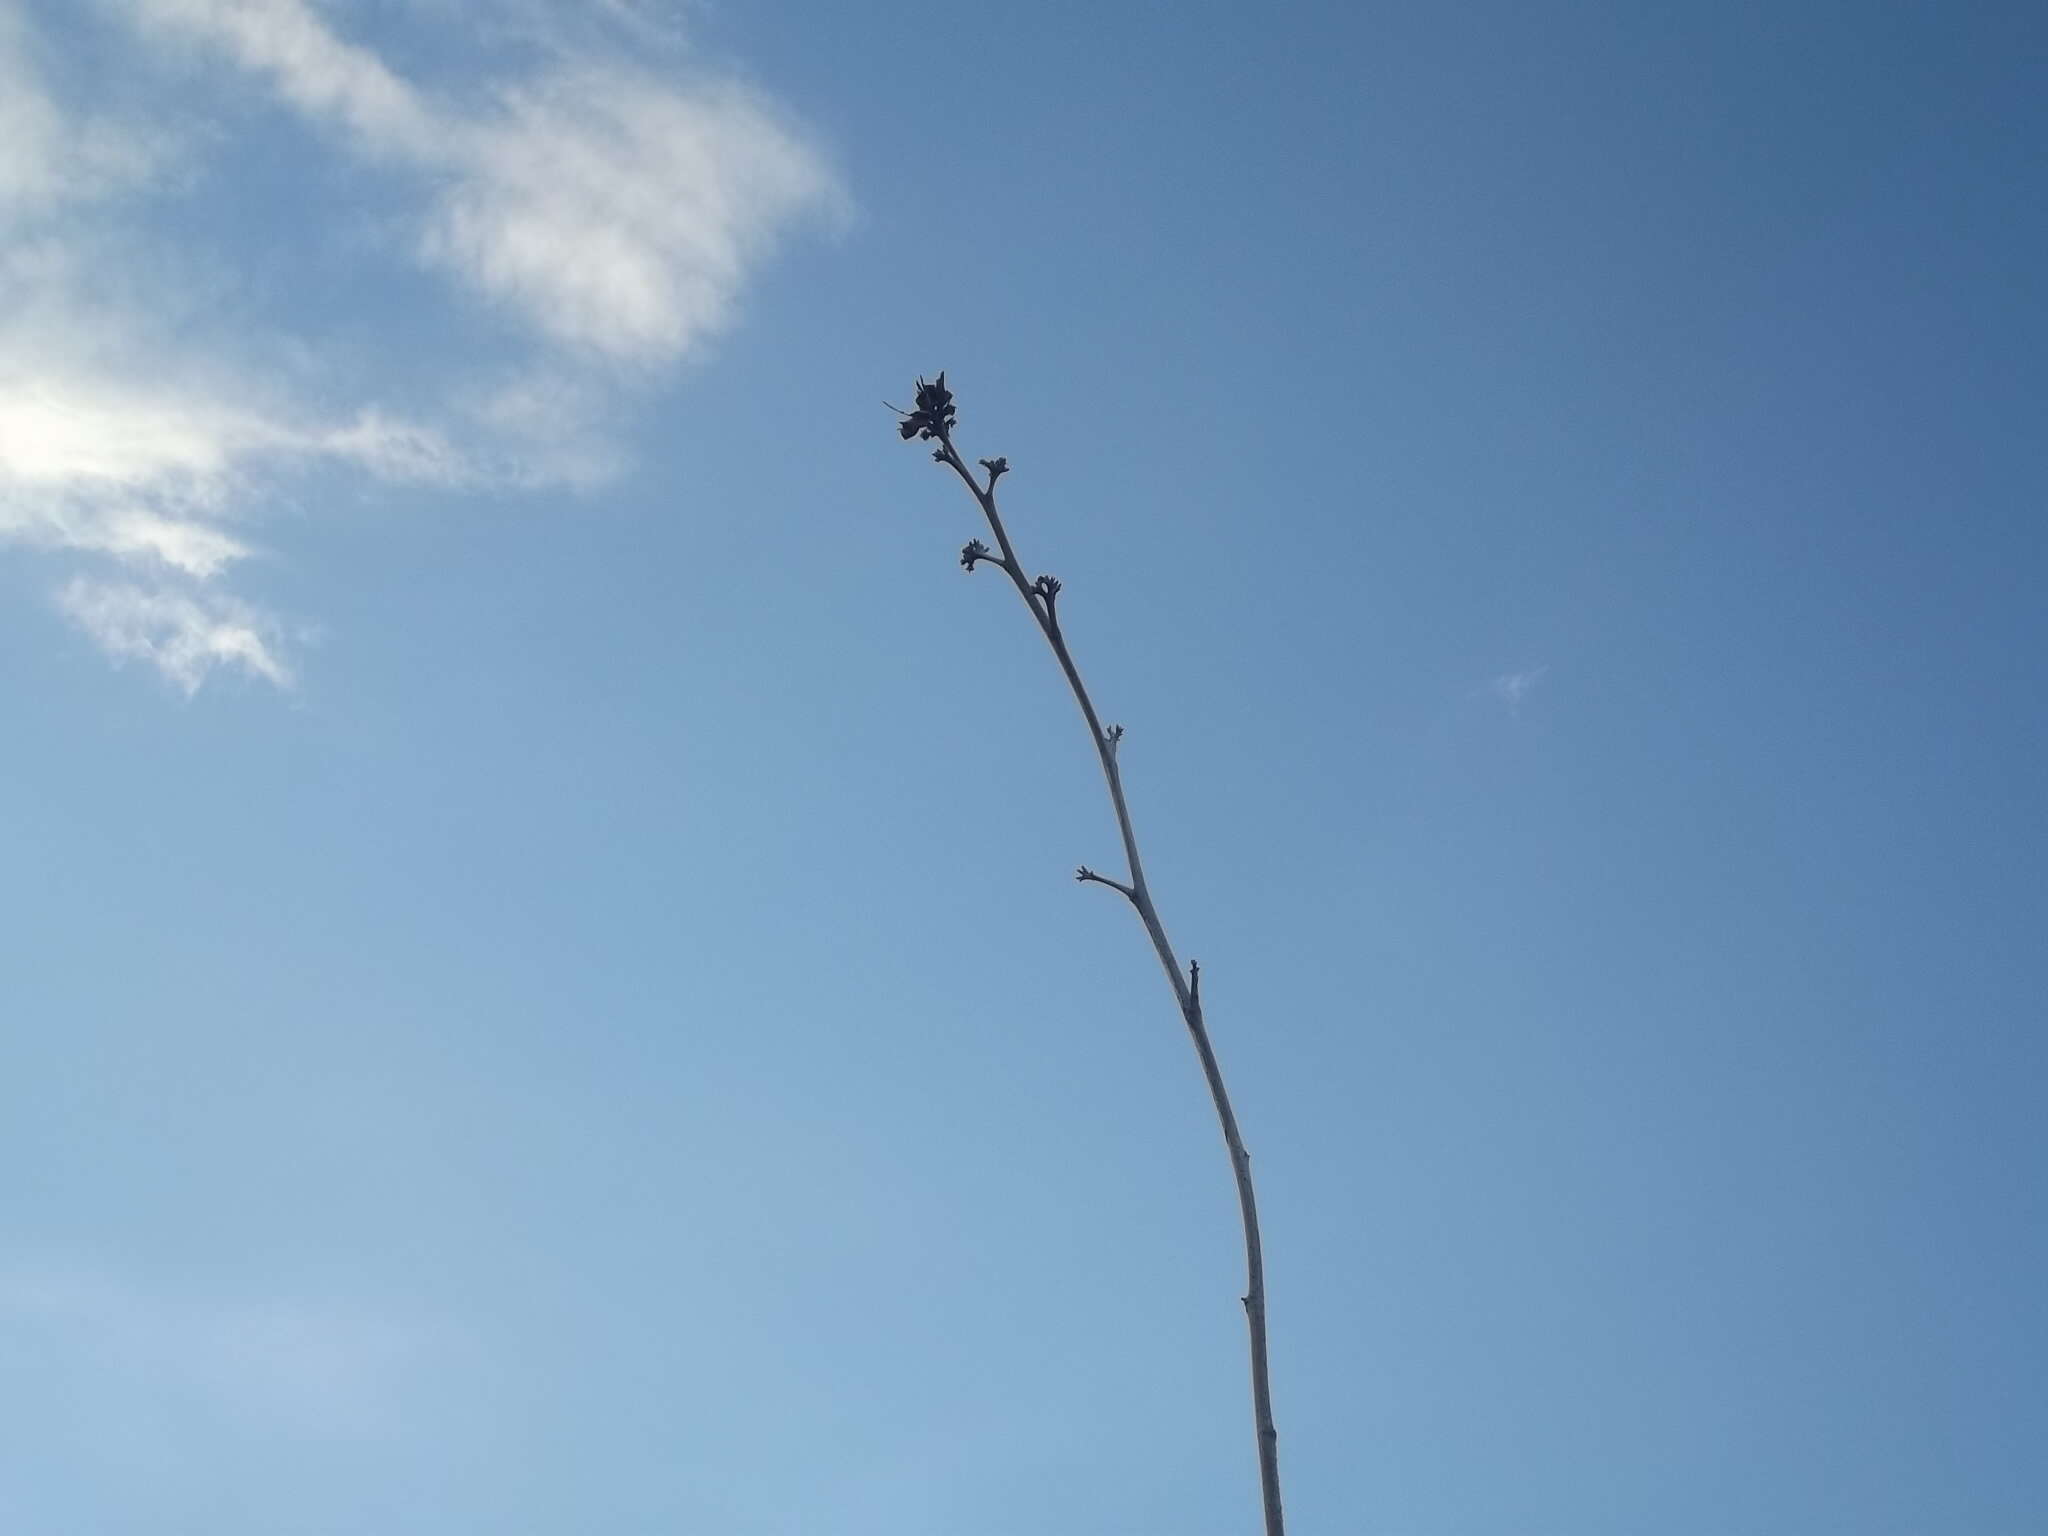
[0, 4, 173, 212]
[0, 349, 471, 565]
[0, 0, 839, 691]
[1488, 665, 1549, 714]
[0, 242, 469, 688]
[131, 0, 841, 362]
[55, 578, 294, 691]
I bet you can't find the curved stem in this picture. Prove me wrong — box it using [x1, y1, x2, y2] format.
[937, 435, 1285, 1536]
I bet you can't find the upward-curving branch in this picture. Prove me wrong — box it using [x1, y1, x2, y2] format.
[892, 373, 1286, 1536]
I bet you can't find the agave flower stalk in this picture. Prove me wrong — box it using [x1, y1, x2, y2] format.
[893, 374, 1286, 1536]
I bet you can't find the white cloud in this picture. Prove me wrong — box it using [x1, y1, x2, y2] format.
[17, 504, 249, 579]
[0, 265, 469, 686]
[0, 359, 455, 512]
[130, 0, 435, 154]
[57, 577, 292, 691]
[133, 0, 841, 361]
[317, 407, 473, 486]
[0, 5, 173, 213]
[0, 0, 837, 691]
[1488, 665, 1549, 713]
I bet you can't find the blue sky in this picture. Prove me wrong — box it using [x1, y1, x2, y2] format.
[2, 1, 2043, 1532]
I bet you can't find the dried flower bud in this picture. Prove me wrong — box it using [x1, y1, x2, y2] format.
[893, 371, 957, 442]
[960, 538, 991, 572]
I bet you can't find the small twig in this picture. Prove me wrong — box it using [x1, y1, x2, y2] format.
[1075, 865, 1137, 902]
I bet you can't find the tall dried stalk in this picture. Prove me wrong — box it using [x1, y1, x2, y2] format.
[893, 374, 1285, 1536]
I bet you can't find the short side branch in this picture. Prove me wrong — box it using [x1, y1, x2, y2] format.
[1075, 865, 1137, 902]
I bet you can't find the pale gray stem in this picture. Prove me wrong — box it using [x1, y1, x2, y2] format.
[937, 436, 1285, 1536]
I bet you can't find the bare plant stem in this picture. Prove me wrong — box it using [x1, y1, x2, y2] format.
[929, 432, 1285, 1536]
